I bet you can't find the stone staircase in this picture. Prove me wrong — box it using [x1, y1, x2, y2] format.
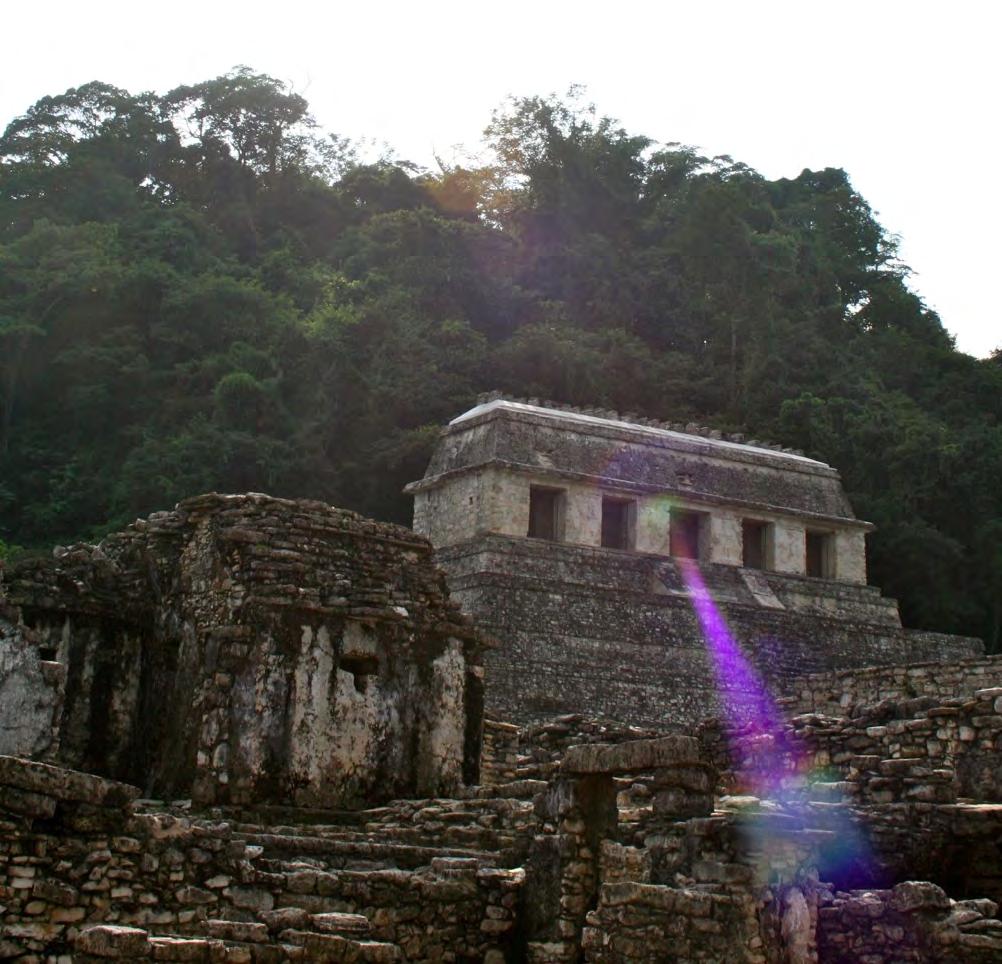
[71, 793, 536, 960]
[75, 912, 402, 961]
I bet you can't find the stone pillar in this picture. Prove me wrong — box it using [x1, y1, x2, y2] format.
[635, 495, 671, 555]
[526, 774, 618, 962]
[834, 529, 867, 585]
[484, 470, 531, 538]
[564, 486, 603, 547]
[481, 719, 519, 786]
[707, 512, 743, 566]
[772, 521, 806, 575]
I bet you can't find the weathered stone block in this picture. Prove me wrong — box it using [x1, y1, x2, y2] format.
[651, 766, 714, 793]
[652, 789, 714, 819]
[562, 736, 702, 775]
[0, 755, 138, 808]
[76, 924, 151, 958]
[890, 880, 951, 913]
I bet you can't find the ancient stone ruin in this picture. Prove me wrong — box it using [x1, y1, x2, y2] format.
[406, 394, 980, 726]
[0, 494, 485, 807]
[0, 428, 1001, 960]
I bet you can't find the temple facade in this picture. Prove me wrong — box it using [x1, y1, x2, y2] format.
[406, 395, 982, 726]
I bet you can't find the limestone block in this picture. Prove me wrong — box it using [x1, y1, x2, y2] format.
[0, 784, 57, 819]
[149, 936, 218, 960]
[562, 736, 703, 774]
[310, 912, 371, 935]
[652, 788, 714, 818]
[0, 755, 139, 808]
[75, 924, 151, 958]
[889, 880, 951, 913]
[651, 766, 714, 793]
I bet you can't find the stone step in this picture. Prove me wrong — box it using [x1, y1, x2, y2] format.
[235, 829, 499, 870]
[280, 929, 401, 961]
[155, 910, 393, 962]
[233, 819, 513, 853]
[805, 780, 856, 802]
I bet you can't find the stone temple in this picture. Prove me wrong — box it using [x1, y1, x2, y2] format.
[1, 410, 1002, 962]
[406, 394, 980, 726]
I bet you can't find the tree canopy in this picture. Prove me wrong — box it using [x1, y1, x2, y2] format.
[2, 72, 999, 652]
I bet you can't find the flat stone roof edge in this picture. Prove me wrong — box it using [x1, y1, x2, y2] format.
[450, 399, 832, 470]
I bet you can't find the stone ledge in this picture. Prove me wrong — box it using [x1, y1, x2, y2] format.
[0, 755, 140, 809]
[562, 736, 704, 774]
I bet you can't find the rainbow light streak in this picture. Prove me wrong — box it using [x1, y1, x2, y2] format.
[676, 555, 872, 883]
[678, 556, 788, 794]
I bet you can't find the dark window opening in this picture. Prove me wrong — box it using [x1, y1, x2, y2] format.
[742, 520, 769, 570]
[601, 497, 634, 550]
[341, 654, 380, 693]
[528, 486, 563, 541]
[670, 509, 705, 560]
[37, 646, 57, 662]
[806, 531, 833, 579]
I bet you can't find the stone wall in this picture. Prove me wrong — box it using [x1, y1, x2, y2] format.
[437, 536, 981, 728]
[514, 715, 660, 782]
[701, 686, 1002, 807]
[581, 882, 804, 963]
[817, 882, 1002, 963]
[0, 578, 63, 759]
[1, 494, 486, 808]
[779, 656, 1002, 718]
[481, 719, 520, 786]
[4, 724, 1002, 962]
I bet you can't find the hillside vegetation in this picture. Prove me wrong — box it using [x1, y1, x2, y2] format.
[1, 69, 1000, 650]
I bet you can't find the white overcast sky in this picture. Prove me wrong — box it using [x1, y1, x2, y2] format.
[2, 0, 998, 357]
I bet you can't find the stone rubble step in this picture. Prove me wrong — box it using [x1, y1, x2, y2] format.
[231, 817, 517, 852]
[150, 910, 393, 962]
[805, 781, 856, 802]
[234, 829, 498, 869]
[279, 929, 401, 961]
[310, 912, 372, 935]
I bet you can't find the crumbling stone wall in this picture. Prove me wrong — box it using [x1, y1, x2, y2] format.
[701, 686, 1002, 805]
[1, 494, 486, 807]
[481, 719, 520, 786]
[0, 578, 63, 759]
[779, 656, 1002, 718]
[817, 882, 1002, 963]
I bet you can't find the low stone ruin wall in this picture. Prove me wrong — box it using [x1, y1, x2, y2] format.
[779, 655, 1002, 718]
[581, 882, 768, 963]
[701, 685, 1002, 804]
[817, 881, 1002, 963]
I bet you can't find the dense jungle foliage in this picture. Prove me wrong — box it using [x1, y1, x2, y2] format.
[1, 69, 1000, 650]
